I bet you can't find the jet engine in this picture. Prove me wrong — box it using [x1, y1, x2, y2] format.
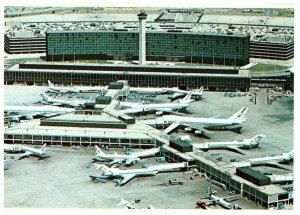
[194, 130, 203, 135]
[155, 111, 164, 116]
[184, 127, 192, 132]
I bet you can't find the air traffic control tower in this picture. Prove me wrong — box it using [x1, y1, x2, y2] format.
[137, 9, 147, 65]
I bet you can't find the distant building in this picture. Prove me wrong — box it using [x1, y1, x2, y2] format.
[250, 38, 294, 60]
[4, 32, 45, 54]
[45, 31, 250, 66]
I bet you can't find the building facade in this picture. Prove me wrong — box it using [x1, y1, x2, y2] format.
[4, 34, 46, 54]
[5, 63, 251, 91]
[45, 31, 250, 66]
[250, 41, 294, 60]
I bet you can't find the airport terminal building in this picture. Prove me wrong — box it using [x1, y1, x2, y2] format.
[45, 30, 250, 66]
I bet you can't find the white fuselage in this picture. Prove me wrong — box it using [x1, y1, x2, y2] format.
[4, 105, 74, 115]
[130, 87, 167, 94]
[46, 97, 85, 107]
[50, 83, 105, 93]
[98, 153, 132, 161]
[268, 174, 293, 183]
[193, 140, 253, 150]
[105, 162, 186, 177]
[211, 195, 232, 209]
[95, 148, 160, 165]
[120, 103, 188, 113]
[75, 86, 105, 92]
[49, 86, 79, 93]
[4, 144, 45, 156]
[232, 151, 293, 168]
[159, 115, 243, 127]
[20, 146, 45, 155]
[4, 144, 22, 152]
[170, 89, 203, 97]
[248, 154, 292, 164]
[104, 168, 158, 177]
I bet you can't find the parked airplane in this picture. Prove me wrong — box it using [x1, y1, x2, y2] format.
[48, 80, 105, 93]
[192, 134, 264, 155]
[130, 86, 204, 100]
[40, 93, 88, 107]
[48, 80, 80, 93]
[90, 162, 187, 186]
[143, 107, 248, 135]
[197, 186, 239, 209]
[130, 87, 168, 95]
[117, 198, 154, 209]
[4, 105, 74, 122]
[93, 146, 160, 166]
[4, 144, 49, 159]
[119, 91, 194, 115]
[232, 150, 293, 170]
[268, 173, 293, 184]
[167, 86, 204, 101]
[117, 198, 136, 209]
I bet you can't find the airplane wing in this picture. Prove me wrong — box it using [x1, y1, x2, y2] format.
[42, 113, 62, 118]
[89, 175, 109, 181]
[118, 174, 136, 186]
[226, 146, 247, 155]
[162, 110, 185, 116]
[182, 123, 214, 134]
[108, 158, 126, 166]
[163, 121, 180, 134]
[198, 199, 214, 205]
[264, 161, 293, 170]
[51, 103, 77, 108]
[6, 112, 40, 120]
[5, 114, 23, 121]
[20, 151, 33, 158]
[224, 196, 240, 202]
[169, 93, 185, 100]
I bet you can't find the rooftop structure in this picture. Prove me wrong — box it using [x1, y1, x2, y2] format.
[5, 20, 293, 60]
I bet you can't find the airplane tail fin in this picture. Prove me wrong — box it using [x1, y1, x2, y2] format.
[40, 93, 50, 102]
[48, 80, 54, 87]
[207, 185, 213, 195]
[93, 163, 113, 174]
[285, 150, 294, 160]
[249, 134, 265, 147]
[228, 107, 248, 122]
[117, 198, 128, 206]
[179, 91, 193, 104]
[94, 145, 105, 155]
[196, 86, 204, 93]
[41, 144, 47, 153]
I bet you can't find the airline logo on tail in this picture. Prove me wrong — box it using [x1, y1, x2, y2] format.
[247, 134, 265, 147]
[229, 107, 248, 122]
[95, 145, 104, 155]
